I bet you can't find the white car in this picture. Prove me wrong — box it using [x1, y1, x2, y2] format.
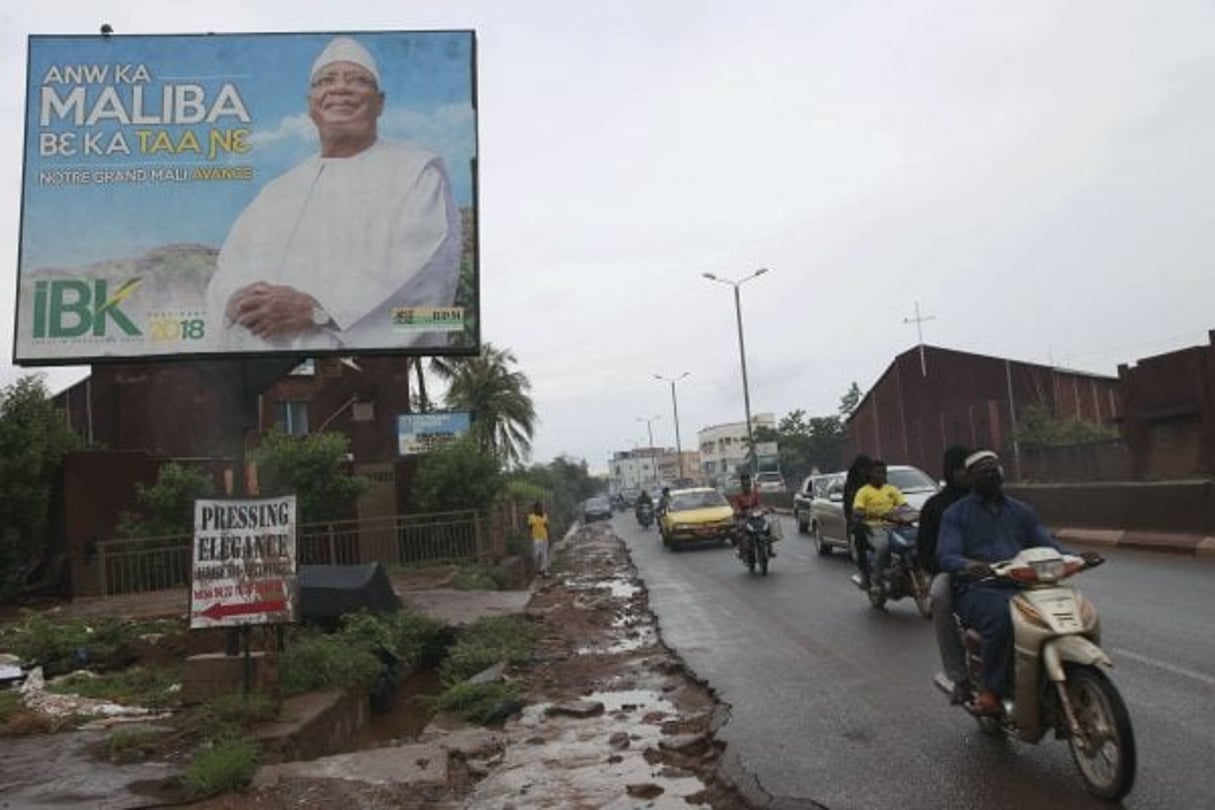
[754, 472, 786, 493]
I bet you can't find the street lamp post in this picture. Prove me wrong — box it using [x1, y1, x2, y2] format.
[636, 414, 661, 485]
[654, 372, 690, 481]
[703, 268, 769, 475]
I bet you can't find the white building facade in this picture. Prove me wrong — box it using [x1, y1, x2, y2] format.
[608, 449, 663, 496]
[697, 413, 776, 485]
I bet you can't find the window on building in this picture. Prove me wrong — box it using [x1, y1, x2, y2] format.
[276, 400, 309, 436]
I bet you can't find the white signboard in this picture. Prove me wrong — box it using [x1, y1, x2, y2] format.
[190, 495, 298, 629]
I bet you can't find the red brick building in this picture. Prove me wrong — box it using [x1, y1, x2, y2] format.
[845, 345, 1121, 479]
[1118, 331, 1215, 479]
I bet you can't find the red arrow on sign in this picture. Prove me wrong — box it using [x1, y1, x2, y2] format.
[197, 599, 288, 622]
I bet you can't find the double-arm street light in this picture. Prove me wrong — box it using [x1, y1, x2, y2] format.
[702, 268, 770, 474]
[654, 372, 690, 480]
[636, 414, 661, 485]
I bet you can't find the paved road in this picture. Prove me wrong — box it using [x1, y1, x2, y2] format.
[613, 514, 1215, 810]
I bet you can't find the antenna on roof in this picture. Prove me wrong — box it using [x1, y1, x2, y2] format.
[903, 301, 936, 377]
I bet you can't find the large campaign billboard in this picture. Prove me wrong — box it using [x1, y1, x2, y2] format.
[14, 31, 479, 365]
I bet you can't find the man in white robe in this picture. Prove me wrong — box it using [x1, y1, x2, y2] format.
[206, 36, 462, 352]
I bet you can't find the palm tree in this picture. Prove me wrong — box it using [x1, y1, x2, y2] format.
[434, 343, 536, 466]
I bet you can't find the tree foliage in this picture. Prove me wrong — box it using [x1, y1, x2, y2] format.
[434, 344, 536, 468]
[251, 429, 368, 523]
[510, 455, 600, 537]
[0, 375, 83, 599]
[410, 435, 504, 513]
[117, 463, 215, 538]
[839, 381, 863, 416]
[753, 408, 848, 482]
[1016, 404, 1120, 448]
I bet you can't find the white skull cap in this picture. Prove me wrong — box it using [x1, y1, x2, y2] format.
[311, 36, 380, 85]
[964, 450, 999, 470]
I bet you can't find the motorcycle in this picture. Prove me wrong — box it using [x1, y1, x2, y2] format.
[849, 509, 932, 616]
[636, 502, 655, 530]
[933, 547, 1135, 801]
[736, 508, 779, 576]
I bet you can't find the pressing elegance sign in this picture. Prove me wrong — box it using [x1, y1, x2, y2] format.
[190, 495, 298, 629]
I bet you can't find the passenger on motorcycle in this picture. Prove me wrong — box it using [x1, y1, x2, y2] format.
[916, 445, 972, 702]
[729, 473, 774, 557]
[842, 454, 874, 588]
[656, 487, 672, 516]
[937, 450, 1099, 716]
[851, 460, 907, 596]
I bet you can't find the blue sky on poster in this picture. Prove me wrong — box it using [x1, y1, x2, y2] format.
[3, 1, 1215, 472]
[21, 31, 475, 268]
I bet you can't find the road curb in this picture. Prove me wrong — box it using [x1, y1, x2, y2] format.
[1055, 527, 1210, 556]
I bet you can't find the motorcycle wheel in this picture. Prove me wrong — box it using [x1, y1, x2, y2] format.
[745, 546, 756, 573]
[911, 569, 933, 619]
[758, 542, 769, 576]
[1063, 664, 1136, 801]
[867, 583, 886, 609]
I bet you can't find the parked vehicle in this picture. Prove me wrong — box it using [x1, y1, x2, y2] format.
[800, 465, 938, 557]
[582, 496, 613, 524]
[754, 471, 786, 494]
[636, 501, 655, 530]
[736, 507, 778, 575]
[933, 548, 1135, 801]
[658, 488, 735, 549]
[848, 508, 931, 615]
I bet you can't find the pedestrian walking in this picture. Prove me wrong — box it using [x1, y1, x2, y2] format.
[527, 501, 551, 577]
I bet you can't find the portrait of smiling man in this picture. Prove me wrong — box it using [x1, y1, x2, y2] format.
[206, 35, 462, 352]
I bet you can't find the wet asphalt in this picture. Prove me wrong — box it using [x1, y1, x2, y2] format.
[614, 514, 1215, 810]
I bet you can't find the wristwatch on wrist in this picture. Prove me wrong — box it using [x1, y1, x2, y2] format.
[311, 304, 333, 328]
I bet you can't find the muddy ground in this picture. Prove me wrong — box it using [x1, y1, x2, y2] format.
[193, 521, 752, 809]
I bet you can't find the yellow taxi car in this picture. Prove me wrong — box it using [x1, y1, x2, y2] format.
[658, 487, 736, 548]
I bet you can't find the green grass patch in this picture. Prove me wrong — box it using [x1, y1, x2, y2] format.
[0, 691, 21, 724]
[450, 564, 507, 592]
[440, 615, 539, 685]
[0, 612, 185, 672]
[184, 735, 260, 797]
[428, 680, 523, 725]
[48, 665, 180, 709]
[278, 632, 380, 697]
[106, 726, 162, 764]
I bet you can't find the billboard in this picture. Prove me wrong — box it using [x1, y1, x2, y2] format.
[190, 495, 297, 630]
[15, 31, 479, 365]
[398, 410, 471, 455]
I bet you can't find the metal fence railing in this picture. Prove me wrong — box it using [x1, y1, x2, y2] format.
[93, 509, 501, 597]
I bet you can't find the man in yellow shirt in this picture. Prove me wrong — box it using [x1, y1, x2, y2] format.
[526, 501, 551, 577]
[852, 459, 908, 594]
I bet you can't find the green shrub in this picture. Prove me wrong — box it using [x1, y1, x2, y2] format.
[48, 665, 180, 709]
[450, 564, 506, 591]
[428, 680, 522, 724]
[185, 735, 260, 796]
[440, 615, 539, 685]
[278, 633, 380, 697]
[336, 610, 453, 670]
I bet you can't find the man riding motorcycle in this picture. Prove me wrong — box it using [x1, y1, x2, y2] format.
[851, 460, 907, 597]
[729, 473, 774, 557]
[937, 449, 1101, 716]
[635, 489, 654, 523]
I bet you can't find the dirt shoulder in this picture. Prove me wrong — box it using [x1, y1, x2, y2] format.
[197, 521, 753, 809]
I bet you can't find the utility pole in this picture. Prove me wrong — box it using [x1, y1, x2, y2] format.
[654, 373, 690, 480]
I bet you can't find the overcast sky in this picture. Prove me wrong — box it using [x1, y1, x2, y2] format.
[3, 1, 1214, 473]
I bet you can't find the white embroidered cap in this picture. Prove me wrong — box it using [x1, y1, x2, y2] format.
[311, 36, 381, 86]
[964, 450, 999, 470]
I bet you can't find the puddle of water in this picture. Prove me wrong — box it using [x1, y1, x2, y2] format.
[354, 667, 444, 748]
[566, 575, 642, 601]
[464, 688, 708, 808]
